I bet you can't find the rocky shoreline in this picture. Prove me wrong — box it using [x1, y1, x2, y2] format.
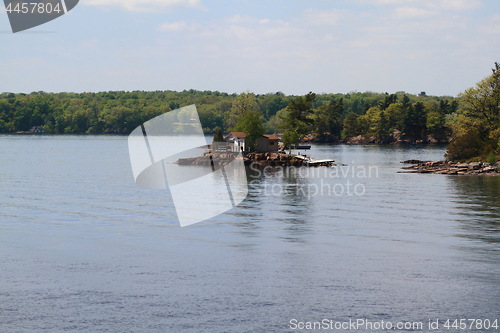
[400, 160, 500, 176]
[301, 130, 450, 145]
[176, 152, 334, 167]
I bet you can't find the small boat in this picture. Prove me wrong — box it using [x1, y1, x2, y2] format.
[294, 154, 335, 166]
[291, 145, 311, 150]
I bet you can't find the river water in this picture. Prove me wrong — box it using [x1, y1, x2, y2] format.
[1, 135, 499, 332]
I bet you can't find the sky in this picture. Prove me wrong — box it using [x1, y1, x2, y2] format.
[0, 0, 499, 97]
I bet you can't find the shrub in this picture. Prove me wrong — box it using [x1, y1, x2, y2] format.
[487, 152, 497, 165]
[445, 131, 483, 161]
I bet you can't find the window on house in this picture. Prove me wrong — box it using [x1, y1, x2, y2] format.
[269, 141, 274, 145]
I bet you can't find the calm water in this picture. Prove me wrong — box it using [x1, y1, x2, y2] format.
[1, 135, 500, 332]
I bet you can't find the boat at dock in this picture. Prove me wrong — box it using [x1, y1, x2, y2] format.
[292, 155, 335, 166]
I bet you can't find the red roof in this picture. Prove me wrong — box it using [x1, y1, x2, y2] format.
[262, 134, 279, 140]
[224, 132, 246, 140]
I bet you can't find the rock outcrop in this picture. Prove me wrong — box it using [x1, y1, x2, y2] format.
[302, 130, 450, 145]
[244, 152, 319, 167]
[176, 152, 334, 167]
[400, 160, 500, 176]
[175, 151, 236, 166]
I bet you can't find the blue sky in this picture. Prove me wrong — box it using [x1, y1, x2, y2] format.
[1, 0, 499, 96]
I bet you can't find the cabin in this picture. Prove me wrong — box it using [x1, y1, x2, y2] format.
[223, 132, 280, 152]
[224, 132, 247, 152]
[256, 134, 279, 152]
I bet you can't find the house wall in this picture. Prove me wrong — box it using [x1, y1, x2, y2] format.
[267, 140, 279, 152]
[235, 138, 245, 152]
[226, 135, 246, 152]
[255, 137, 267, 152]
[256, 137, 279, 152]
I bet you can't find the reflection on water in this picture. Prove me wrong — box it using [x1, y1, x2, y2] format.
[450, 176, 500, 247]
[246, 165, 316, 243]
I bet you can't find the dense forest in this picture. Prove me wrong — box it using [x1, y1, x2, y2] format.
[1, 62, 498, 162]
[0, 89, 455, 136]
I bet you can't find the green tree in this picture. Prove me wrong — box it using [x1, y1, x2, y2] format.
[358, 105, 381, 134]
[265, 95, 288, 118]
[384, 103, 405, 130]
[314, 98, 344, 140]
[375, 110, 388, 140]
[233, 110, 265, 151]
[403, 101, 427, 137]
[342, 112, 359, 138]
[426, 107, 445, 135]
[213, 127, 223, 142]
[378, 93, 398, 110]
[439, 99, 458, 115]
[279, 92, 316, 148]
[455, 62, 500, 134]
[446, 62, 500, 160]
[226, 92, 257, 129]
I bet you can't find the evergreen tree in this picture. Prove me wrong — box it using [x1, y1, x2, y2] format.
[376, 110, 388, 140]
[213, 127, 223, 142]
[279, 92, 316, 148]
[342, 112, 359, 138]
[313, 98, 344, 140]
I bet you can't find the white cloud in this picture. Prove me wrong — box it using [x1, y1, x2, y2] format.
[377, 0, 416, 4]
[264, 23, 292, 38]
[358, 0, 483, 11]
[356, 0, 419, 5]
[304, 9, 340, 25]
[226, 24, 253, 40]
[159, 21, 190, 32]
[393, 7, 438, 19]
[439, 0, 483, 11]
[226, 15, 254, 24]
[81, 0, 202, 12]
[478, 14, 500, 34]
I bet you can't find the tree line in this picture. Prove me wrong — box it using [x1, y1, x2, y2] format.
[276, 91, 458, 147]
[0, 89, 454, 136]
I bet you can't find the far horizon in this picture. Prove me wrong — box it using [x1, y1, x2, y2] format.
[1, 0, 499, 97]
[0, 89, 459, 98]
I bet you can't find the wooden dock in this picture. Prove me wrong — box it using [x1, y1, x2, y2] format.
[294, 155, 335, 166]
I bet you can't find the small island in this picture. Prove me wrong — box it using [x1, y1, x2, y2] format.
[176, 151, 335, 168]
[400, 160, 500, 176]
[176, 131, 335, 168]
